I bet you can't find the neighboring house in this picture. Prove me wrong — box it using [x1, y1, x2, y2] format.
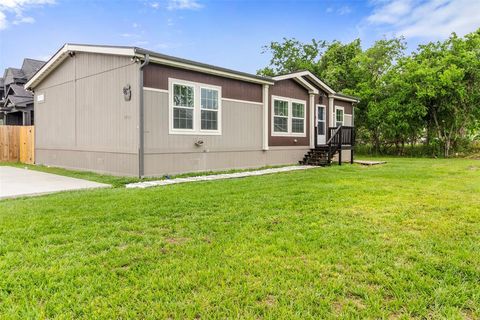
[0, 59, 45, 125]
[25, 44, 358, 177]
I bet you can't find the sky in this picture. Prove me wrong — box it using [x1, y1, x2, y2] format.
[0, 0, 479, 74]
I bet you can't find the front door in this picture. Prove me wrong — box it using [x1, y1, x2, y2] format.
[316, 105, 326, 145]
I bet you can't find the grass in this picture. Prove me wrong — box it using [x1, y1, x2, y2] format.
[0, 158, 479, 319]
[0, 162, 290, 188]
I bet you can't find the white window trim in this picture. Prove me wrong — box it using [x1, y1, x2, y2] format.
[271, 95, 307, 137]
[335, 105, 345, 127]
[169, 78, 222, 135]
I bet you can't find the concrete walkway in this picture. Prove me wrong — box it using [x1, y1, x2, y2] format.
[126, 165, 317, 189]
[0, 166, 110, 200]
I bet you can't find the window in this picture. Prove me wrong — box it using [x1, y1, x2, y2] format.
[273, 99, 288, 133]
[272, 96, 306, 136]
[201, 88, 219, 130]
[173, 84, 194, 129]
[292, 102, 305, 133]
[317, 105, 326, 135]
[169, 79, 221, 135]
[336, 107, 344, 127]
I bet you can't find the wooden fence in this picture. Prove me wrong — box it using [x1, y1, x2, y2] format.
[0, 126, 35, 164]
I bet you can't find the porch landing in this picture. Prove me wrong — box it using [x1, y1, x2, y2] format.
[354, 160, 387, 166]
[126, 165, 318, 189]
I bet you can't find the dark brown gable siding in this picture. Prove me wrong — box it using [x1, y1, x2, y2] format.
[303, 76, 333, 128]
[269, 79, 310, 147]
[143, 63, 263, 102]
[303, 77, 329, 105]
[333, 99, 353, 114]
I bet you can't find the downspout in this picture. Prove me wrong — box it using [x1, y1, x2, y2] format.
[138, 54, 150, 178]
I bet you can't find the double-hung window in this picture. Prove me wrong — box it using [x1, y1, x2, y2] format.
[335, 106, 344, 127]
[291, 102, 305, 133]
[272, 96, 306, 136]
[173, 84, 194, 130]
[200, 88, 219, 130]
[169, 78, 221, 135]
[273, 99, 289, 133]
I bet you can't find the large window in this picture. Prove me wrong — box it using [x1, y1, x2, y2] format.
[273, 99, 288, 133]
[291, 102, 305, 133]
[335, 106, 344, 127]
[169, 79, 221, 135]
[173, 84, 194, 130]
[201, 88, 219, 130]
[272, 96, 306, 136]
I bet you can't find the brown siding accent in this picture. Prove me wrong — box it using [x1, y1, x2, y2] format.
[303, 77, 329, 104]
[334, 99, 353, 114]
[143, 63, 263, 102]
[269, 79, 310, 147]
[303, 76, 332, 128]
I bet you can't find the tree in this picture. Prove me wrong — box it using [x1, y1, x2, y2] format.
[257, 29, 480, 157]
[406, 29, 480, 156]
[257, 38, 326, 76]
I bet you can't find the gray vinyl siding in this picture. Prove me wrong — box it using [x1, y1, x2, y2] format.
[34, 52, 140, 176]
[144, 148, 308, 177]
[143, 90, 263, 153]
[33, 51, 312, 176]
[143, 89, 306, 176]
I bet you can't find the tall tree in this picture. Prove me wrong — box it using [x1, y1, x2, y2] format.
[407, 29, 480, 156]
[257, 38, 327, 76]
[258, 29, 480, 157]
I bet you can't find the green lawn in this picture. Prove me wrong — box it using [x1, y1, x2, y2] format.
[0, 158, 479, 319]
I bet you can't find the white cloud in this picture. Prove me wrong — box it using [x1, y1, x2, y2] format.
[338, 5, 351, 15]
[366, 0, 480, 38]
[167, 0, 203, 10]
[326, 7, 333, 13]
[12, 15, 34, 24]
[150, 2, 160, 9]
[0, 0, 55, 30]
[0, 11, 6, 29]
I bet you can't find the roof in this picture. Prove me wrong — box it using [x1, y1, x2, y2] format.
[332, 92, 360, 103]
[7, 84, 32, 97]
[4, 95, 32, 108]
[5, 68, 26, 82]
[26, 43, 275, 89]
[21, 59, 46, 80]
[23, 43, 360, 104]
[273, 70, 336, 95]
[273, 70, 360, 103]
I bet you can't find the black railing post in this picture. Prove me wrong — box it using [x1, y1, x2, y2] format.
[350, 127, 355, 164]
[338, 126, 342, 166]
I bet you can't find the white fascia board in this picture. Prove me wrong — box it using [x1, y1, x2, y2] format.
[294, 76, 319, 94]
[25, 44, 136, 90]
[140, 54, 275, 85]
[67, 44, 135, 57]
[25, 45, 69, 90]
[332, 94, 359, 103]
[273, 70, 336, 95]
[300, 72, 336, 94]
[272, 71, 307, 81]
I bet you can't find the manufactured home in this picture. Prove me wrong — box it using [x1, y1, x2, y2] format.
[25, 44, 358, 177]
